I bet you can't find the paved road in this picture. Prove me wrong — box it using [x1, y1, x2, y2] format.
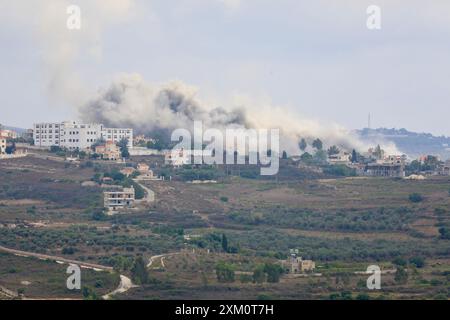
[133, 179, 155, 203]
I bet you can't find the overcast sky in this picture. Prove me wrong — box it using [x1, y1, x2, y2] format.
[1, 0, 450, 136]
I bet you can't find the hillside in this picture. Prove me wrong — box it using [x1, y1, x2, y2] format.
[356, 128, 450, 160]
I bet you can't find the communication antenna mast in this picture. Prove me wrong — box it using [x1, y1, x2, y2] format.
[368, 113, 371, 130]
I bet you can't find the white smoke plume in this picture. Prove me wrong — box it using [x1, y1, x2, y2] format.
[80, 73, 396, 155]
[0, 0, 136, 106]
[1, 0, 400, 155]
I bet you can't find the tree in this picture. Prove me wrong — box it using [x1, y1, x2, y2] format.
[392, 257, 407, 267]
[82, 286, 99, 300]
[117, 138, 130, 159]
[373, 144, 383, 159]
[299, 138, 307, 152]
[221, 233, 228, 253]
[5, 142, 16, 154]
[409, 256, 425, 268]
[252, 265, 266, 284]
[313, 149, 327, 163]
[395, 267, 408, 284]
[50, 145, 62, 153]
[438, 227, 450, 239]
[263, 263, 283, 283]
[91, 137, 106, 151]
[351, 149, 358, 163]
[131, 256, 149, 285]
[409, 193, 423, 203]
[282, 151, 288, 159]
[106, 169, 126, 182]
[312, 138, 323, 150]
[327, 145, 340, 156]
[356, 293, 370, 300]
[300, 152, 313, 162]
[215, 262, 235, 283]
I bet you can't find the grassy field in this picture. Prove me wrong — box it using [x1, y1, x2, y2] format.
[0, 252, 120, 299]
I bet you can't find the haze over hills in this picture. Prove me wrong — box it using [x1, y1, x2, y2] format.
[356, 128, 450, 160]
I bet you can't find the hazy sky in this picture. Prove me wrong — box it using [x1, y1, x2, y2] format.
[1, 0, 450, 136]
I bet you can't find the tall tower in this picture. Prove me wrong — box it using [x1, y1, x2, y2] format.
[368, 113, 371, 130]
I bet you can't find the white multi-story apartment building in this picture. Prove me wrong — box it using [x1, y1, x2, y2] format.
[33, 121, 133, 150]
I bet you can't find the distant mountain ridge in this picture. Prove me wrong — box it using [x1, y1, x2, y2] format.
[356, 128, 450, 160]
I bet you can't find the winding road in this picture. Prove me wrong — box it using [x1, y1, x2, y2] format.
[133, 178, 155, 203]
[147, 252, 180, 268]
[0, 245, 136, 299]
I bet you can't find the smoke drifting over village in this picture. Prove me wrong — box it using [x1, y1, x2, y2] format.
[79, 73, 398, 154]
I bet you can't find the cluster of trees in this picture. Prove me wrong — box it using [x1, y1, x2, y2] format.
[251, 263, 284, 283]
[93, 168, 144, 199]
[215, 262, 235, 283]
[229, 207, 415, 232]
[406, 155, 441, 173]
[298, 137, 354, 166]
[48, 137, 130, 159]
[215, 261, 283, 284]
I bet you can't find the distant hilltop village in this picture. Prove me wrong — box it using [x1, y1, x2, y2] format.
[33, 121, 133, 150]
[0, 121, 449, 178]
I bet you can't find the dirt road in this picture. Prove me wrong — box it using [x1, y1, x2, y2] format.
[0, 245, 136, 299]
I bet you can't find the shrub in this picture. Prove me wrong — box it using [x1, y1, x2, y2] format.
[252, 265, 266, 284]
[323, 165, 356, 177]
[62, 247, 76, 255]
[438, 227, 450, 239]
[216, 262, 235, 283]
[395, 267, 408, 284]
[409, 256, 425, 268]
[239, 274, 253, 283]
[408, 193, 424, 203]
[263, 263, 284, 283]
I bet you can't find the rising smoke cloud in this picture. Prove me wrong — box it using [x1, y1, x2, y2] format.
[79, 73, 393, 155]
[2, 0, 399, 155]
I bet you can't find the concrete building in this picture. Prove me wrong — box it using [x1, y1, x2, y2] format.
[136, 162, 157, 180]
[103, 187, 135, 212]
[363, 154, 407, 177]
[281, 254, 316, 274]
[137, 163, 150, 173]
[0, 129, 18, 139]
[436, 161, 450, 176]
[95, 141, 121, 161]
[120, 167, 136, 177]
[33, 121, 133, 150]
[365, 163, 405, 177]
[328, 151, 351, 165]
[164, 149, 205, 166]
[165, 148, 190, 167]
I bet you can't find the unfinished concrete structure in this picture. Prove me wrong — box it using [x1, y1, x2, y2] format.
[103, 187, 135, 212]
[364, 163, 405, 177]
